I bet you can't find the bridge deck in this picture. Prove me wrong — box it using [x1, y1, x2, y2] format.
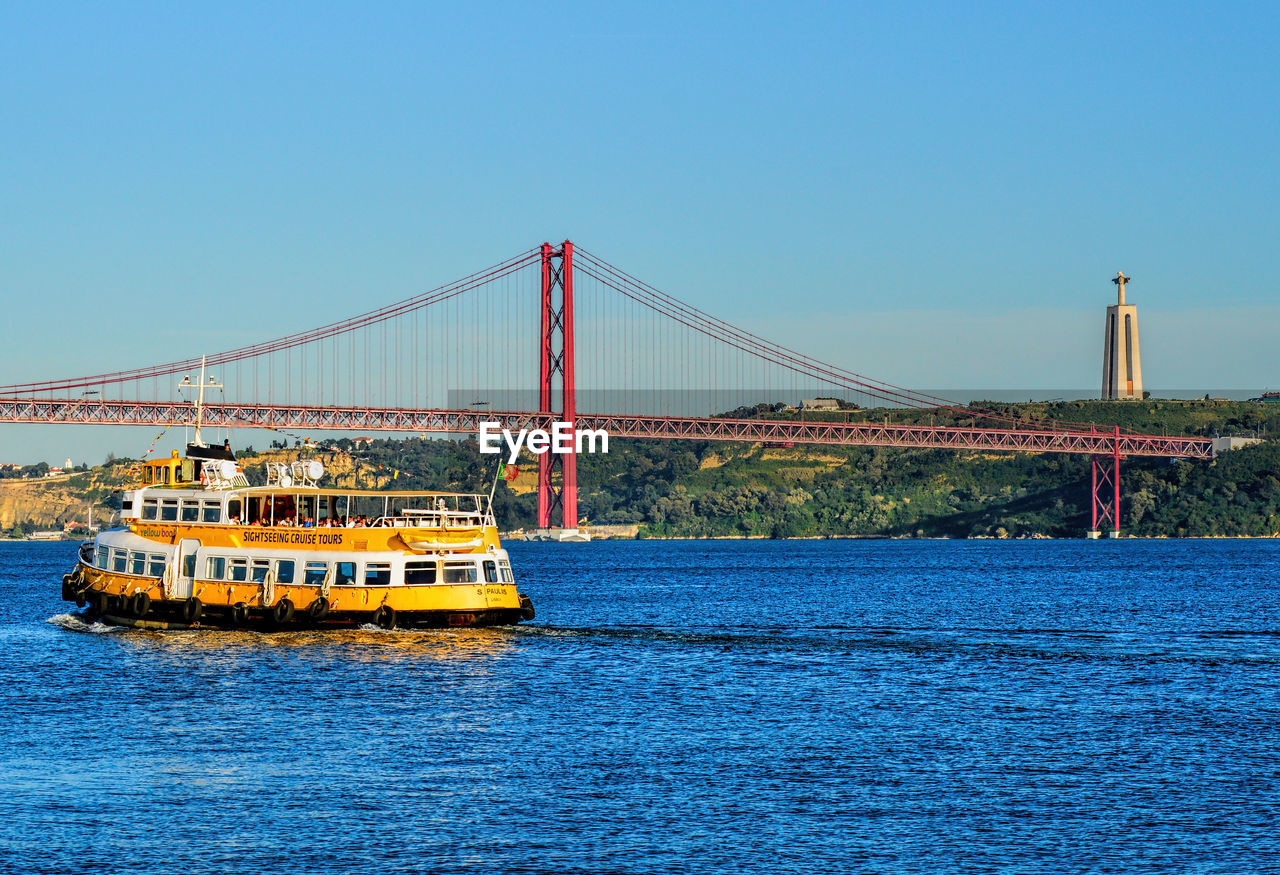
[0, 399, 1215, 460]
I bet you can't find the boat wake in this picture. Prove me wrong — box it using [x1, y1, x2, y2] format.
[508, 623, 1280, 666]
[47, 612, 125, 634]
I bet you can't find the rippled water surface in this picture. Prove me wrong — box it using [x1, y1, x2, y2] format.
[4, 539, 1280, 873]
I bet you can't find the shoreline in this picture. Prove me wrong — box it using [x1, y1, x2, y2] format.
[5, 529, 1274, 542]
[505, 532, 1280, 542]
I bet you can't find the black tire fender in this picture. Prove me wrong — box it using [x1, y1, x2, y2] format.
[273, 598, 295, 625]
[181, 596, 203, 624]
[307, 596, 330, 621]
[519, 595, 535, 621]
[372, 605, 396, 629]
[130, 592, 151, 618]
[231, 602, 250, 625]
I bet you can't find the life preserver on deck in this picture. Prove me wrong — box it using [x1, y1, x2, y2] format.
[231, 602, 251, 625]
[307, 596, 330, 621]
[272, 598, 295, 624]
[519, 595, 536, 621]
[181, 596, 203, 623]
[372, 605, 396, 630]
[129, 592, 151, 618]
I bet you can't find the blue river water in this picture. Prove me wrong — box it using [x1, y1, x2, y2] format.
[3, 538, 1279, 874]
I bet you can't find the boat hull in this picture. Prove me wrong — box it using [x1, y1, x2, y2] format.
[63, 562, 535, 631]
[94, 606, 527, 631]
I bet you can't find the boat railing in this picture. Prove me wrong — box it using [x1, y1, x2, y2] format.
[373, 510, 490, 529]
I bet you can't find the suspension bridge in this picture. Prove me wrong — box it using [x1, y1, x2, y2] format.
[0, 241, 1214, 536]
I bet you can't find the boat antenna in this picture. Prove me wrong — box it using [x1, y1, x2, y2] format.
[176, 355, 222, 448]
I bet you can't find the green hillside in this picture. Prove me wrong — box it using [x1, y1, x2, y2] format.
[13, 399, 1278, 538]
[344, 399, 1280, 538]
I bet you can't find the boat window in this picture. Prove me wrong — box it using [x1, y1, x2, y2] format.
[443, 561, 478, 584]
[364, 563, 392, 586]
[96, 546, 108, 568]
[335, 561, 357, 586]
[304, 562, 328, 586]
[148, 554, 166, 577]
[499, 560, 514, 584]
[228, 500, 242, 524]
[112, 550, 127, 573]
[183, 553, 196, 577]
[180, 501, 200, 522]
[250, 559, 271, 583]
[128, 551, 146, 575]
[404, 561, 437, 585]
[141, 499, 159, 521]
[160, 499, 179, 522]
[202, 502, 221, 523]
[206, 557, 226, 580]
[482, 560, 499, 583]
[121, 500, 133, 512]
[228, 558, 249, 582]
[276, 560, 296, 584]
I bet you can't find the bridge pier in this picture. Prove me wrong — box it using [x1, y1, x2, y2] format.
[1087, 426, 1122, 539]
[536, 240, 578, 530]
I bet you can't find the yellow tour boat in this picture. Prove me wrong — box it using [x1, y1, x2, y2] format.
[60, 440, 535, 630]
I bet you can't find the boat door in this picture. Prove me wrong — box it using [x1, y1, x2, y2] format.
[481, 557, 501, 609]
[175, 538, 200, 599]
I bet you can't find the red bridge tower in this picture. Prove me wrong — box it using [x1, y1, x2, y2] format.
[537, 241, 578, 530]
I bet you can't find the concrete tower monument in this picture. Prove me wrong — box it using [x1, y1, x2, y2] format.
[1101, 271, 1143, 400]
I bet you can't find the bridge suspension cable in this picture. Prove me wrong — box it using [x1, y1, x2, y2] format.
[0, 247, 542, 398]
[573, 247, 1101, 433]
[2, 240, 1119, 436]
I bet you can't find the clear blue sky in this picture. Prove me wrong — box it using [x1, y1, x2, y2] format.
[1, 2, 1277, 463]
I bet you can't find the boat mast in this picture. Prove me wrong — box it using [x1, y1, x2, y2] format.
[178, 355, 221, 448]
[195, 355, 207, 447]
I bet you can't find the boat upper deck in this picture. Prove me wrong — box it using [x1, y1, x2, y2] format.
[122, 446, 497, 539]
[124, 485, 495, 531]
